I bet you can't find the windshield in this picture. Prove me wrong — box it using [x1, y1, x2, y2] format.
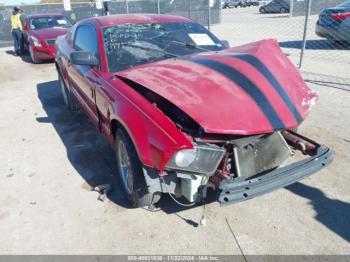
[338, 0, 350, 8]
[29, 16, 72, 30]
[103, 22, 225, 72]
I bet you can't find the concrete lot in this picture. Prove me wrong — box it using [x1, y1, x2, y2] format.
[0, 8, 350, 255]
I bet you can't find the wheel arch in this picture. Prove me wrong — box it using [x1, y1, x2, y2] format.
[109, 117, 155, 170]
[107, 110, 192, 171]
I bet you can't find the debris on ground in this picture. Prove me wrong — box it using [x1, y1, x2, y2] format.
[92, 184, 112, 202]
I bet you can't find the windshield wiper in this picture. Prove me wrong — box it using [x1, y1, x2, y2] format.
[171, 40, 210, 52]
[121, 43, 179, 58]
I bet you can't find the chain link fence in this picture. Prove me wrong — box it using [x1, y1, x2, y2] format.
[212, 0, 350, 87]
[0, 0, 349, 86]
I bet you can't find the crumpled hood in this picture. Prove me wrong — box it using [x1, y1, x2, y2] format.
[116, 39, 317, 135]
[31, 27, 68, 41]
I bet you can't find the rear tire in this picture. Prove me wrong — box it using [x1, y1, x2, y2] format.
[115, 128, 160, 208]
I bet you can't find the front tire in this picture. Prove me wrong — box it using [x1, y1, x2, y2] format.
[29, 46, 40, 64]
[260, 7, 266, 13]
[115, 128, 160, 208]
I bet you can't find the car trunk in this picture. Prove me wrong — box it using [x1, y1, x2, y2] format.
[318, 7, 350, 25]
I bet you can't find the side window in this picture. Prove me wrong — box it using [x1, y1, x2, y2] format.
[74, 24, 98, 56]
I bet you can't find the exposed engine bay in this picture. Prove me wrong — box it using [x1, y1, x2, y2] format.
[143, 129, 332, 206]
[208, 131, 291, 179]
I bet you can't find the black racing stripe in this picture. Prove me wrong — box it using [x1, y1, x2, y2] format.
[225, 54, 303, 123]
[187, 57, 285, 130]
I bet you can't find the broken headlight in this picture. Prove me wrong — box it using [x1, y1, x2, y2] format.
[166, 145, 225, 175]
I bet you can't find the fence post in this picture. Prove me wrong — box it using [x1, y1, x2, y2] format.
[157, 0, 160, 14]
[290, 0, 294, 17]
[126, 0, 129, 14]
[208, 0, 211, 30]
[299, 0, 312, 69]
[102, 1, 109, 15]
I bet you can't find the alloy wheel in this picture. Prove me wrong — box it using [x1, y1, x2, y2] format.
[117, 140, 133, 194]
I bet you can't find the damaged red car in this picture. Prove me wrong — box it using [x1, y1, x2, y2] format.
[55, 14, 333, 208]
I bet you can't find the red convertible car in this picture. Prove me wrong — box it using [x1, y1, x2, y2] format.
[55, 14, 333, 208]
[23, 13, 72, 63]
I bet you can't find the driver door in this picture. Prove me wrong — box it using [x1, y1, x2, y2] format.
[68, 24, 99, 125]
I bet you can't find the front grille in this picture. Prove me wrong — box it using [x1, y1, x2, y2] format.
[45, 39, 56, 46]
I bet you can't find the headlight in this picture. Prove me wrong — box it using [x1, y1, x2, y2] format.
[31, 36, 41, 47]
[166, 144, 225, 175]
[174, 149, 197, 167]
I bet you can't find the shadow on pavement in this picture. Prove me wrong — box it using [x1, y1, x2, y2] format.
[36, 80, 130, 208]
[279, 39, 350, 50]
[261, 14, 289, 18]
[286, 182, 350, 243]
[5, 49, 15, 55]
[36, 80, 218, 215]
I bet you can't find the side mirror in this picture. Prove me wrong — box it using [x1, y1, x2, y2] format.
[221, 40, 230, 48]
[70, 51, 99, 67]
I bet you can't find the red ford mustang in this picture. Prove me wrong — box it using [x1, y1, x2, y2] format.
[23, 13, 72, 63]
[55, 14, 333, 208]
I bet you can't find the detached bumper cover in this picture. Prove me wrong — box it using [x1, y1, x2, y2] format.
[218, 145, 333, 205]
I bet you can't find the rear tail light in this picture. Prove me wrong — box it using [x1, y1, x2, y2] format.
[331, 12, 350, 22]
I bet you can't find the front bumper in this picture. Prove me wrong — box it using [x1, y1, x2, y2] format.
[32, 46, 55, 60]
[218, 145, 333, 205]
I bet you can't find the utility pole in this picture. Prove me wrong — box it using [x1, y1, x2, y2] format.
[126, 0, 129, 14]
[208, 0, 212, 30]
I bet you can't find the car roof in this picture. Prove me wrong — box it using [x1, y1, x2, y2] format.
[85, 14, 193, 27]
[25, 13, 65, 19]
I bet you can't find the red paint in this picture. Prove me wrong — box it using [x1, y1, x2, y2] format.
[117, 58, 275, 135]
[55, 15, 318, 171]
[117, 39, 316, 135]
